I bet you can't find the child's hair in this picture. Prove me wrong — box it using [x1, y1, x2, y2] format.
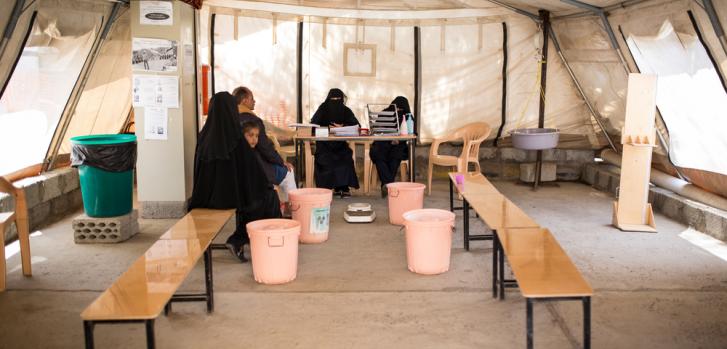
[242, 121, 260, 134]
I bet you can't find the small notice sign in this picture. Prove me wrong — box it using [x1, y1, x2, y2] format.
[140, 1, 173, 26]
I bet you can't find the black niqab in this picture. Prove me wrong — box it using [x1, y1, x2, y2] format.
[311, 88, 359, 127]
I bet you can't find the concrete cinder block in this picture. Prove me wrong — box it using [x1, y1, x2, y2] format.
[499, 148, 528, 162]
[556, 163, 582, 181]
[519, 162, 556, 182]
[482, 162, 502, 179]
[0, 192, 13, 212]
[40, 171, 63, 202]
[62, 168, 80, 193]
[501, 163, 521, 179]
[566, 149, 596, 163]
[29, 201, 51, 231]
[140, 201, 187, 219]
[478, 147, 497, 160]
[14, 177, 43, 208]
[582, 164, 597, 185]
[74, 210, 139, 244]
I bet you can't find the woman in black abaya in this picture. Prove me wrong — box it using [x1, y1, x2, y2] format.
[370, 96, 412, 198]
[311, 88, 360, 197]
[189, 91, 281, 263]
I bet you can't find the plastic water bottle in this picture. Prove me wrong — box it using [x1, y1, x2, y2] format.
[406, 113, 415, 135]
[400, 116, 408, 135]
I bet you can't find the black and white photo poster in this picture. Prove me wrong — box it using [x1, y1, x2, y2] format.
[132, 37, 178, 72]
[140, 1, 173, 26]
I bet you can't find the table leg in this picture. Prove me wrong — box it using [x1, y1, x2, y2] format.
[364, 142, 371, 194]
[449, 179, 454, 212]
[526, 299, 534, 349]
[409, 140, 415, 182]
[304, 141, 314, 188]
[499, 241, 505, 300]
[463, 199, 470, 251]
[204, 248, 214, 313]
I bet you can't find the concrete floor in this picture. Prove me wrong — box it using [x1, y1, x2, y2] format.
[1, 180, 726, 348]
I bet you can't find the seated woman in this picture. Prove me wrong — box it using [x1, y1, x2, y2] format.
[370, 96, 413, 197]
[311, 88, 360, 197]
[189, 91, 281, 263]
[241, 121, 297, 215]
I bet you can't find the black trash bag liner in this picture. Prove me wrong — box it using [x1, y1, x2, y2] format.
[71, 141, 137, 172]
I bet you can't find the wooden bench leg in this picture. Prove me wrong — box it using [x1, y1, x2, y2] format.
[449, 180, 454, 212]
[492, 231, 499, 298]
[499, 240, 505, 300]
[83, 321, 94, 349]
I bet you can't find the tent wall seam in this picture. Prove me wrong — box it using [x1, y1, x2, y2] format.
[0, 0, 26, 61]
[494, 22, 508, 146]
[0, 10, 36, 98]
[687, 10, 727, 93]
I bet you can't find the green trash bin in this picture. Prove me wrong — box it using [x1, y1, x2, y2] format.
[70, 134, 137, 218]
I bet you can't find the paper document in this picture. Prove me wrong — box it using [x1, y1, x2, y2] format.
[288, 123, 320, 128]
[331, 125, 359, 136]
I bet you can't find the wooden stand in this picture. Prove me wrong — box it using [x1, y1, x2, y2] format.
[612, 74, 658, 233]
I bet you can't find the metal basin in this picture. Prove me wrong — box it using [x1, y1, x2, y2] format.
[511, 128, 560, 150]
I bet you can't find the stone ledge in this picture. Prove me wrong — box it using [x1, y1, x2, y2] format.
[582, 163, 727, 242]
[1, 168, 83, 244]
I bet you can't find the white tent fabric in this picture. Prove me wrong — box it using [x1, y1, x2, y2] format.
[59, 9, 132, 154]
[213, 14, 298, 127]
[302, 22, 415, 126]
[627, 20, 727, 176]
[0, 6, 101, 175]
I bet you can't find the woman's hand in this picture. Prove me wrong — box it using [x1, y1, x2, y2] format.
[285, 162, 294, 172]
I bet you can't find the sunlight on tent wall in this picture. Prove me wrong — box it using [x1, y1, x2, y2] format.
[0, 9, 101, 175]
[59, 9, 132, 155]
[627, 20, 727, 176]
[213, 15, 297, 127]
[302, 22, 414, 126]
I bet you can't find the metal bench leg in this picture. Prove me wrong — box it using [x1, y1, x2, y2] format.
[463, 199, 470, 251]
[84, 321, 95, 349]
[499, 242, 505, 300]
[492, 231, 499, 298]
[526, 299, 534, 349]
[204, 248, 214, 313]
[584, 296, 591, 349]
[146, 319, 155, 349]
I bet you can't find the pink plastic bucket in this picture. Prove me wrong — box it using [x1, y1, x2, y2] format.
[403, 209, 456, 275]
[387, 182, 426, 225]
[247, 219, 301, 284]
[288, 188, 333, 244]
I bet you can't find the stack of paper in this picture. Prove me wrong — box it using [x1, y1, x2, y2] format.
[330, 125, 359, 136]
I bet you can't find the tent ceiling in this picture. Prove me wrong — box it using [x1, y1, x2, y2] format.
[233, 0, 633, 15]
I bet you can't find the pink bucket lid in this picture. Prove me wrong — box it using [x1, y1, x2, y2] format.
[247, 219, 301, 237]
[402, 209, 455, 224]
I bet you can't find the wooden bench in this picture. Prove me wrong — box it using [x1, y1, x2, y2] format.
[494, 227, 593, 349]
[448, 172, 538, 250]
[448, 172, 593, 348]
[81, 208, 234, 349]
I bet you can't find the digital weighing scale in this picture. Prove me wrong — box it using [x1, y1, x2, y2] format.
[344, 203, 376, 223]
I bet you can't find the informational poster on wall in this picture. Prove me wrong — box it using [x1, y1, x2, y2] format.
[132, 37, 177, 72]
[132, 74, 179, 108]
[140, 1, 173, 26]
[144, 107, 168, 140]
[310, 206, 330, 235]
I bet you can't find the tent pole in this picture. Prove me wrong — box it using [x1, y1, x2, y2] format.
[481, 0, 540, 21]
[493, 22, 508, 147]
[701, 0, 727, 58]
[44, 2, 125, 172]
[688, 10, 727, 92]
[548, 27, 618, 152]
[533, 10, 550, 191]
[0, 0, 26, 61]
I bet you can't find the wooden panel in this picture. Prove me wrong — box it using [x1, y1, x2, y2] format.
[622, 74, 657, 140]
[466, 193, 539, 230]
[498, 227, 593, 298]
[81, 239, 205, 320]
[159, 209, 234, 242]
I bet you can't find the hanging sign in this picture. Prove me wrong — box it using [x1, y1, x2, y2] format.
[140, 1, 173, 26]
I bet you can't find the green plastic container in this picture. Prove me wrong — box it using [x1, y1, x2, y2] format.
[71, 134, 136, 218]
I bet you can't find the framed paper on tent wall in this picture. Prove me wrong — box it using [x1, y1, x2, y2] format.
[343, 43, 376, 77]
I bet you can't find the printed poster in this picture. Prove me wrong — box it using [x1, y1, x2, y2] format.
[140, 1, 173, 26]
[132, 75, 179, 108]
[144, 107, 168, 140]
[132, 37, 177, 72]
[310, 207, 330, 235]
